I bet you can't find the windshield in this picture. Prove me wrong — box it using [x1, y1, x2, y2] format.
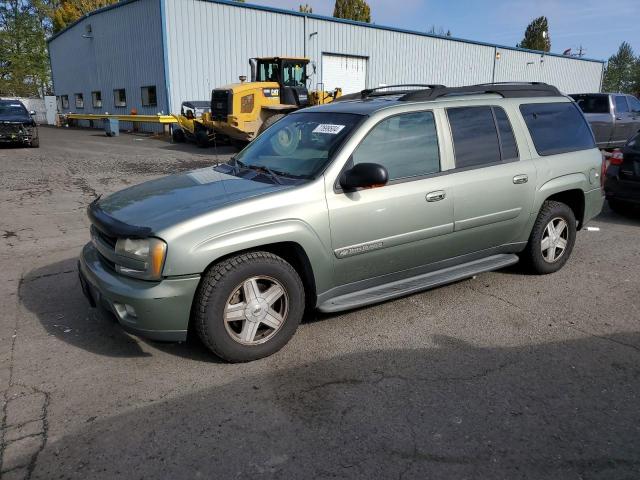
[257, 60, 307, 87]
[570, 94, 609, 114]
[234, 112, 363, 179]
[0, 101, 28, 116]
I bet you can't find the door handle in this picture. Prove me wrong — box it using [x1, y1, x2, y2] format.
[513, 174, 528, 184]
[426, 190, 446, 202]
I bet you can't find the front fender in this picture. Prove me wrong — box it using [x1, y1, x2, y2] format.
[164, 219, 334, 296]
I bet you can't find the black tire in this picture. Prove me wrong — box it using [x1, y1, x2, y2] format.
[194, 251, 305, 362]
[195, 129, 210, 148]
[172, 128, 186, 143]
[29, 136, 39, 148]
[521, 200, 577, 275]
[257, 113, 286, 135]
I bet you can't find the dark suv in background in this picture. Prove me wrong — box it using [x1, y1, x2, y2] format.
[571, 93, 640, 149]
[0, 99, 39, 147]
[604, 132, 640, 212]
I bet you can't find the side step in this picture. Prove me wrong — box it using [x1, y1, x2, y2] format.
[318, 254, 519, 313]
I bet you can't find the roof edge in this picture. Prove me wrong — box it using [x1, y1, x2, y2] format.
[47, 0, 605, 64]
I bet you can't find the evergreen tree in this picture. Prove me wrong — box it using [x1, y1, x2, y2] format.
[333, 0, 370, 23]
[299, 3, 312, 13]
[602, 42, 637, 93]
[517, 16, 550, 52]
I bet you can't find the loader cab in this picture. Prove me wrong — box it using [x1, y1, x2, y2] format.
[252, 57, 311, 107]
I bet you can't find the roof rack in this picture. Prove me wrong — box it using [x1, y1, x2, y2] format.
[399, 82, 563, 102]
[360, 84, 445, 98]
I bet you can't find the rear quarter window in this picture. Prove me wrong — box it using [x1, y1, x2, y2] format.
[519, 102, 595, 156]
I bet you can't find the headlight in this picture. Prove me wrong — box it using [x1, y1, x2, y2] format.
[115, 237, 167, 280]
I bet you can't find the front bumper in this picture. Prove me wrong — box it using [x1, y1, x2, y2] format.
[78, 243, 200, 341]
[0, 124, 35, 143]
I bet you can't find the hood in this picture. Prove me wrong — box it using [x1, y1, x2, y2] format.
[0, 114, 32, 124]
[96, 167, 289, 234]
[216, 81, 279, 94]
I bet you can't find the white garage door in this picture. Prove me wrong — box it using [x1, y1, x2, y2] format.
[321, 54, 367, 94]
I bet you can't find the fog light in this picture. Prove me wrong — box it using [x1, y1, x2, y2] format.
[125, 304, 137, 318]
[113, 302, 137, 319]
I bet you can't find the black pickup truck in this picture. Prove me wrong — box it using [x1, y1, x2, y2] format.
[0, 99, 39, 147]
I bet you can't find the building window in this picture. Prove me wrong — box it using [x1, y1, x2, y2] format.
[113, 89, 127, 108]
[75, 93, 84, 109]
[61, 95, 69, 109]
[141, 85, 157, 107]
[92, 91, 102, 108]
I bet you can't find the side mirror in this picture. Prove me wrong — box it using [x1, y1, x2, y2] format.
[29, 110, 36, 116]
[340, 162, 388, 191]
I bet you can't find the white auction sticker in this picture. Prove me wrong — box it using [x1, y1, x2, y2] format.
[313, 124, 345, 134]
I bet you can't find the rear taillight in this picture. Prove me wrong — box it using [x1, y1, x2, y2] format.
[609, 149, 624, 166]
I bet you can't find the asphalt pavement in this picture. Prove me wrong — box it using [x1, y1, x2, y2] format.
[1, 127, 639, 479]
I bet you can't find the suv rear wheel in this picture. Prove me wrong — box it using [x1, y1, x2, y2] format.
[194, 251, 305, 362]
[522, 200, 577, 274]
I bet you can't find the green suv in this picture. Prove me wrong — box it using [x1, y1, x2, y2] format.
[78, 83, 604, 362]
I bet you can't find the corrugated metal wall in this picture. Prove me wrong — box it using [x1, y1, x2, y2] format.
[304, 18, 495, 89]
[164, 0, 603, 112]
[493, 48, 603, 93]
[163, 0, 304, 113]
[48, 0, 167, 128]
[49, 0, 604, 120]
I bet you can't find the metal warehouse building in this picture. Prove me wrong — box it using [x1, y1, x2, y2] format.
[48, 0, 605, 120]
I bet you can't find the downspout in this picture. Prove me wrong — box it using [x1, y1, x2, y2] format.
[491, 46, 497, 83]
[159, 0, 171, 116]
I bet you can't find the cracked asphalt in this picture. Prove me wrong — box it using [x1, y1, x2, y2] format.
[1, 127, 639, 479]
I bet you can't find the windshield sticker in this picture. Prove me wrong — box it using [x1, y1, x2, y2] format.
[313, 124, 345, 135]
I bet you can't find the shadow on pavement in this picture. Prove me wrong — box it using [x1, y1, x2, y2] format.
[19, 258, 218, 362]
[593, 203, 640, 227]
[24, 333, 640, 479]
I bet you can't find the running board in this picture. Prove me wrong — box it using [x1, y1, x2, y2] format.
[318, 254, 519, 313]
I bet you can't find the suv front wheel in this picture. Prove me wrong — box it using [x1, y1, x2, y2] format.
[522, 200, 577, 274]
[194, 251, 305, 362]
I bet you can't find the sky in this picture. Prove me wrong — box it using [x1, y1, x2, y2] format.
[247, 0, 639, 61]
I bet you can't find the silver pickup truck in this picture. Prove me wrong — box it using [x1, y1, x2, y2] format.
[570, 93, 640, 149]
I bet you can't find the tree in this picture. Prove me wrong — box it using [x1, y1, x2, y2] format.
[333, 0, 370, 23]
[427, 25, 451, 37]
[0, 0, 50, 96]
[52, 0, 119, 32]
[602, 42, 638, 94]
[299, 3, 312, 13]
[517, 16, 550, 52]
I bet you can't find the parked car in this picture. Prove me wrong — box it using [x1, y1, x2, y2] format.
[570, 93, 640, 149]
[0, 99, 39, 147]
[604, 132, 640, 212]
[78, 82, 604, 362]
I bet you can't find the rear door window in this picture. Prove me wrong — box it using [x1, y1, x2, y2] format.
[352, 111, 440, 181]
[447, 106, 520, 168]
[494, 107, 519, 161]
[627, 96, 640, 113]
[615, 96, 629, 113]
[519, 102, 595, 156]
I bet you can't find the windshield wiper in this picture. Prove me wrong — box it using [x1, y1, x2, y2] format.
[246, 164, 283, 185]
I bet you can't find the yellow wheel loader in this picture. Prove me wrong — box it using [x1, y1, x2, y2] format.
[172, 101, 216, 147]
[205, 57, 341, 142]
